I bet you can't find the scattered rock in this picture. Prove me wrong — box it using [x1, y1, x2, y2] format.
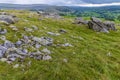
[0, 36, 6, 41]
[32, 37, 53, 46]
[107, 52, 112, 56]
[3, 40, 15, 49]
[0, 28, 7, 35]
[0, 45, 7, 58]
[32, 25, 38, 30]
[13, 64, 19, 68]
[0, 14, 18, 25]
[24, 27, 33, 32]
[15, 40, 23, 47]
[59, 29, 67, 33]
[63, 58, 68, 63]
[74, 17, 88, 25]
[42, 48, 51, 54]
[0, 58, 7, 62]
[62, 43, 73, 47]
[47, 32, 61, 36]
[35, 43, 41, 49]
[9, 25, 18, 31]
[43, 55, 52, 60]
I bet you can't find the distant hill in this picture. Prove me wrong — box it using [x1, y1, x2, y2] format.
[0, 3, 120, 21]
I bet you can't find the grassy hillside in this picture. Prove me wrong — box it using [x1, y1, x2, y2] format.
[0, 10, 120, 80]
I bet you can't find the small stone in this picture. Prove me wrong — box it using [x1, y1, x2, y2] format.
[3, 40, 15, 48]
[28, 61, 31, 65]
[63, 58, 68, 63]
[16, 40, 22, 47]
[62, 43, 73, 47]
[0, 45, 7, 57]
[59, 29, 67, 33]
[24, 27, 33, 32]
[33, 37, 53, 46]
[43, 55, 52, 60]
[32, 25, 38, 30]
[34, 55, 42, 60]
[0, 36, 6, 41]
[0, 58, 7, 62]
[9, 25, 18, 31]
[47, 32, 60, 36]
[107, 52, 111, 56]
[8, 57, 16, 62]
[0, 28, 7, 35]
[13, 64, 19, 68]
[31, 51, 42, 56]
[35, 44, 41, 49]
[42, 48, 51, 54]
[22, 49, 28, 54]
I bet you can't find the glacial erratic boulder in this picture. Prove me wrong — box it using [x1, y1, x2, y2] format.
[0, 14, 18, 25]
[88, 17, 116, 33]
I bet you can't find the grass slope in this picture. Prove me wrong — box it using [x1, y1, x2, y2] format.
[0, 10, 120, 80]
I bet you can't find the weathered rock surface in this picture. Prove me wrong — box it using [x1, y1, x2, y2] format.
[0, 14, 18, 25]
[74, 17, 116, 33]
[88, 17, 116, 33]
[0, 35, 55, 63]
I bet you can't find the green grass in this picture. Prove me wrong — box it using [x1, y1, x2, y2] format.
[0, 10, 120, 80]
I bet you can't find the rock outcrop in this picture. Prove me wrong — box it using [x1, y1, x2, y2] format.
[74, 17, 116, 33]
[0, 12, 18, 25]
[88, 17, 116, 33]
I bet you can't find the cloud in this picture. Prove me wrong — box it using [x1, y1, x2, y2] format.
[76, 2, 120, 7]
[0, 0, 120, 7]
[0, 0, 85, 5]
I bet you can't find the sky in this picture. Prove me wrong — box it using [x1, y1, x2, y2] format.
[0, 0, 120, 7]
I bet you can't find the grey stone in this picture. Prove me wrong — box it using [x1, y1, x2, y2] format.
[63, 58, 68, 63]
[13, 64, 19, 68]
[24, 27, 33, 32]
[35, 43, 41, 49]
[0, 15, 17, 24]
[30, 51, 42, 56]
[62, 43, 73, 47]
[74, 17, 88, 24]
[21, 49, 28, 54]
[0, 36, 6, 41]
[16, 40, 23, 47]
[43, 55, 52, 60]
[9, 25, 18, 31]
[91, 17, 102, 23]
[0, 58, 7, 62]
[0, 28, 7, 35]
[59, 29, 67, 33]
[88, 17, 116, 33]
[32, 37, 53, 46]
[3, 40, 15, 48]
[32, 25, 38, 30]
[8, 57, 16, 62]
[0, 45, 7, 57]
[47, 32, 60, 36]
[100, 28, 109, 33]
[42, 48, 51, 54]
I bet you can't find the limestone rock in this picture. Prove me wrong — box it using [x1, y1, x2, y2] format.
[88, 17, 116, 33]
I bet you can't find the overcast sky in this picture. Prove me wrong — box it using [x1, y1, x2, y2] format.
[0, 0, 120, 7]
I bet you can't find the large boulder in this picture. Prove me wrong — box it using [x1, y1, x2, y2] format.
[0, 14, 18, 25]
[88, 17, 116, 33]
